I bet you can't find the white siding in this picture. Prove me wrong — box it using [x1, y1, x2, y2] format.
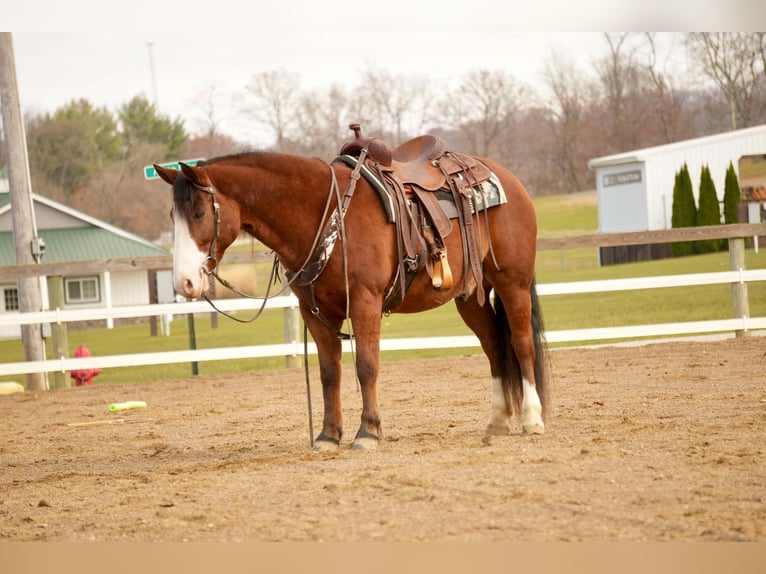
[590, 124, 766, 232]
[109, 271, 150, 306]
[597, 162, 648, 232]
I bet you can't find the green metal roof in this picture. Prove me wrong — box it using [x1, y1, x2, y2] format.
[0, 227, 169, 266]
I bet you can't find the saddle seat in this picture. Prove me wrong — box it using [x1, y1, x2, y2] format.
[339, 124, 448, 191]
[390, 135, 448, 191]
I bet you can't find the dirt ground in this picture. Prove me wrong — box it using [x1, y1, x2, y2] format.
[1, 336, 764, 542]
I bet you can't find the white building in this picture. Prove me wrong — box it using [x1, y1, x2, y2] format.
[0, 185, 172, 339]
[588, 124, 766, 263]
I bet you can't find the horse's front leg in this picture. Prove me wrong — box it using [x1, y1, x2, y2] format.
[301, 309, 344, 452]
[349, 309, 383, 450]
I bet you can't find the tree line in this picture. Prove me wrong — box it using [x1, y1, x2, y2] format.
[1, 32, 765, 241]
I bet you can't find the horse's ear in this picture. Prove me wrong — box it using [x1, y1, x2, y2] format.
[154, 165, 179, 185]
[179, 162, 212, 189]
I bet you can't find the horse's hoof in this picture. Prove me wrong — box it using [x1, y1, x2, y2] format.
[351, 429, 380, 451]
[522, 422, 545, 435]
[351, 436, 379, 451]
[312, 435, 340, 452]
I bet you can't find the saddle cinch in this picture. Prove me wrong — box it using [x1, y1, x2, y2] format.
[337, 123, 496, 308]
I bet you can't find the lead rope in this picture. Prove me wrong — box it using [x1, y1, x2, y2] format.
[304, 322, 314, 448]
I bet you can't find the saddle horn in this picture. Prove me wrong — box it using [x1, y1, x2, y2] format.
[338, 123, 392, 166]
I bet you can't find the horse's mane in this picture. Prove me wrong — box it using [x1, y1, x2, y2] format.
[199, 150, 327, 171]
[198, 150, 273, 166]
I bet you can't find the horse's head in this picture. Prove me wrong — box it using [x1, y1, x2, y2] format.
[155, 162, 239, 299]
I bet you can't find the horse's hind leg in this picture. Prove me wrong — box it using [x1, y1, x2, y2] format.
[457, 280, 546, 435]
[454, 289, 512, 436]
[497, 281, 545, 434]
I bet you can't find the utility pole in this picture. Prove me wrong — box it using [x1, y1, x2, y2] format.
[0, 33, 47, 391]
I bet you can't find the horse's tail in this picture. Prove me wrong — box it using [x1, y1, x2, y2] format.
[494, 279, 550, 422]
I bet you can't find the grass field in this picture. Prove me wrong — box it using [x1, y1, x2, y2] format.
[2, 190, 764, 385]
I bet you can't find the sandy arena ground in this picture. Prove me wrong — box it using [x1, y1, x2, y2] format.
[0, 336, 764, 541]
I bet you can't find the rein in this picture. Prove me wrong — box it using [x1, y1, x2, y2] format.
[189, 166, 343, 326]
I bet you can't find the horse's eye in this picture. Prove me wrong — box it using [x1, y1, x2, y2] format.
[193, 207, 206, 221]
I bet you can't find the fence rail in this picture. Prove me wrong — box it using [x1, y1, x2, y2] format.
[1, 223, 765, 380]
[0, 270, 763, 378]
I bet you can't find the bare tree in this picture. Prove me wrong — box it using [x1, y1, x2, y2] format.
[594, 32, 656, 150]
[639, 32, 685, 143]
[544, 53, 592, 193]
[355, 67, 436, 145]
[687, 32, 766, 130]
[186, 85, 245, 157]
[241, 69, 301, 150]
[294, 83, 353, 159]
[439, 69, 526, 160]
[599, 33, 630, 144]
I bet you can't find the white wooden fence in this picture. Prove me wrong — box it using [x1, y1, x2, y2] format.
[1, 268, 765, 378]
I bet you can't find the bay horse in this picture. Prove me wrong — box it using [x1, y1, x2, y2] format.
[154, 135, 548, 451]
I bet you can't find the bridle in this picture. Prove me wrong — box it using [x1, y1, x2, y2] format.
[187, 181, 221, 276]
[183, 166, 347, 328]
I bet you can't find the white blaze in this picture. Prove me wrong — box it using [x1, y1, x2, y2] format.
[172, 211, 208, 298]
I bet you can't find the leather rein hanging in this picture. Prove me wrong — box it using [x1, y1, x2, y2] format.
[190, 164, 348, 333]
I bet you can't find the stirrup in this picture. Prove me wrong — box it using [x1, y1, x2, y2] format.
[432, 251, 453, 291]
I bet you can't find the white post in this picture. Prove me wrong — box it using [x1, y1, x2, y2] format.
[103, 271, 114, 329]
[728, 237, 750, 338]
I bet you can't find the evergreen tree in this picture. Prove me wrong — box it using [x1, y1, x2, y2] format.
[696, 164, 724, 253]
[723, 161, 741, 224]
[671, 163, 697, 256]
[118, 96, 187, 159]
[26, 99, 122, 194]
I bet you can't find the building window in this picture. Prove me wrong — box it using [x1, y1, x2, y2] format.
[3, 287, 19, 311]
[65, 276, 100, 304]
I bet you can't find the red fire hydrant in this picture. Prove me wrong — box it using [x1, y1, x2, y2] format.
[70, 344, 101, 387]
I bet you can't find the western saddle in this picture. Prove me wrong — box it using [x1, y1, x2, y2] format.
[337, 124, 494, 308]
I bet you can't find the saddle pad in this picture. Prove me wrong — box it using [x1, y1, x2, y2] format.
[434, 172, 507, 220]
[335, 155, 398, 223]
[333, 155, 507, 223]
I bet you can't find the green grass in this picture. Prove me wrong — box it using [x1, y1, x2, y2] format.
[533, 191, 599, 237]
[2, 191, 764, 385]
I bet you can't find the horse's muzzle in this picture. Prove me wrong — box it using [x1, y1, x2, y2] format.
[175, 268, 208, 300]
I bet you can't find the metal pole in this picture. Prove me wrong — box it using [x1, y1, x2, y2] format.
[146, 39, 159, 108]
[187, 313, 199, 375]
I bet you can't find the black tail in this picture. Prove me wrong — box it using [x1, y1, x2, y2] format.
[493, 279, 550, 421]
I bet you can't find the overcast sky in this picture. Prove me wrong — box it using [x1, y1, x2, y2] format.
[4, 1, 765, 148]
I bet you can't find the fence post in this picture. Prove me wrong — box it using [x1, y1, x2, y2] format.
[284, 299, 301, 369]
[728, 237, 750, 338]
[46, 276, 70, 388]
